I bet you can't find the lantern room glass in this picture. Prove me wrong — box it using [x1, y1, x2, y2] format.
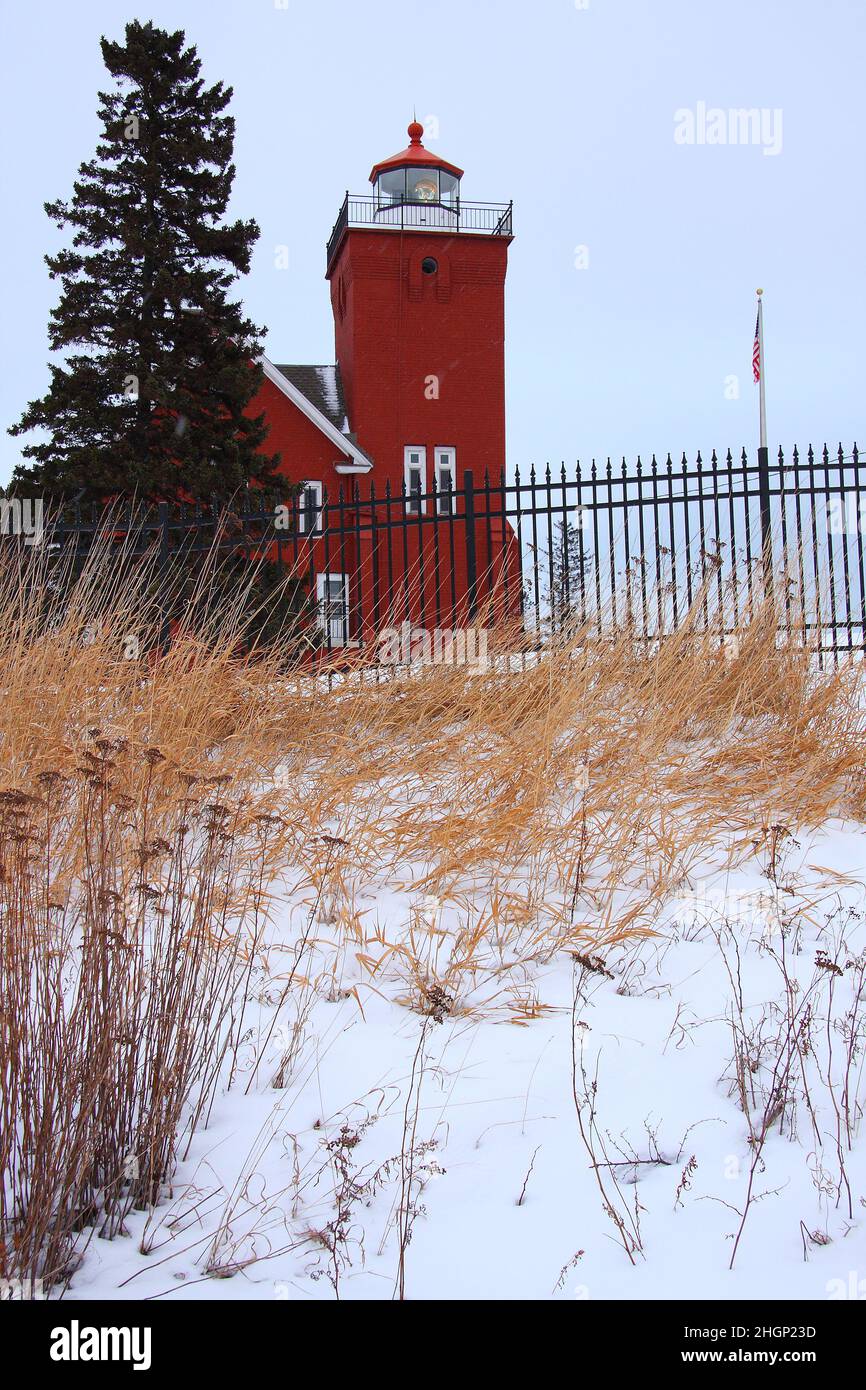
[375, 167, 461, 208]
[376, 168, 406, 206]
[439, 171, 459, 207]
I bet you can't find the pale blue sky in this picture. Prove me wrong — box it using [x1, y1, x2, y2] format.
[1, 0, 863, 487]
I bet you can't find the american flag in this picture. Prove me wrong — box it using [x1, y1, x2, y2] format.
[752, 310, 761, 383]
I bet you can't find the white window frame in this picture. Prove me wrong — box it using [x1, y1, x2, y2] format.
[434, 447, 456, 515]
[316, 572, 349, 647]
[299, 480, 323, 534]
[403, 446, 427, 515]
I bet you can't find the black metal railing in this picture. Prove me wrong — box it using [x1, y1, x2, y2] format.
[10, 442, 864, 666]
[326, 194, 513, 266]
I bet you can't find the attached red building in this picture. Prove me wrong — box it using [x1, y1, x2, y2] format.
[249, 122, 519, 647]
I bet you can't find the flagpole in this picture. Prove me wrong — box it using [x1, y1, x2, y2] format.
[755, 287, 773, 599]
[757, 288, 767, 450]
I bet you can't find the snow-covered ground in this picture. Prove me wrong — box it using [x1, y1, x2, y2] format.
[65, 814, 866, 1302]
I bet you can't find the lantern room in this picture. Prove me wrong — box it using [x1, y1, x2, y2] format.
[325, 120, 513, 270]
[368, 121, 463, 227]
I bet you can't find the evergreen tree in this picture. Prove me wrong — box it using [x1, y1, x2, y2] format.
[9, 20, 277, 502]
[547, 518, 591, 629]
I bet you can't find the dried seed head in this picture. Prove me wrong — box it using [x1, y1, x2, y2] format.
[36, 770, 66, 789]
[95, 737, 128, 757]
[423, 984, 454, 1023]
[144, 837, 172, 857]
[0, 789, 34, 807]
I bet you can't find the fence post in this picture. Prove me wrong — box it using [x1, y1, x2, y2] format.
[463, 470, 478, 621]
[158, 501, 171, 656]
[757, 445, 774, 602]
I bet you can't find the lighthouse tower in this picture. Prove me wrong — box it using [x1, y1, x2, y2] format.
[325, 121, 514, 500]
[248, 123, 517, 644]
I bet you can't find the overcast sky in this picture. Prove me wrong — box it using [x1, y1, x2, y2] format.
[1, 0, 863, 486]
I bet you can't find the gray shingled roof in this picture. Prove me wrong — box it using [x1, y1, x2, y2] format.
[273, 364, 350, 434]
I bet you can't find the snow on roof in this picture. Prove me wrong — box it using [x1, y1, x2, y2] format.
[273, 364, 349, 435]
[314, 366, 342, 423]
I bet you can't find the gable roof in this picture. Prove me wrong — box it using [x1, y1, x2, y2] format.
[274, 364, 349, 433]
[258, 356, 372, 472]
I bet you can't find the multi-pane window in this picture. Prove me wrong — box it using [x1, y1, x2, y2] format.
[316, 573, 349, 646]
[299, 481, 323, 534]
[404, 446, 426, 514]
[434, 449, 455, 514]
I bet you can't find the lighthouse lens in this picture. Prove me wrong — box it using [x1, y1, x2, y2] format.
[410, 176, 438, 202]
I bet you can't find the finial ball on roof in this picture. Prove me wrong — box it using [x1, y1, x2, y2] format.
[407, 120, 424, 143]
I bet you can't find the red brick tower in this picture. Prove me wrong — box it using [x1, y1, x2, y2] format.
[325, 121, 513, 503]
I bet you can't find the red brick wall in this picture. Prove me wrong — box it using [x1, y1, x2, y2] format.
[248, 373, 346, 487]
[328, 228, 510, 491]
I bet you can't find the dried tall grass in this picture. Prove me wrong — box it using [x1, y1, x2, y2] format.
[0, 530, 297, 1293]
[0, 526, 864, 1294]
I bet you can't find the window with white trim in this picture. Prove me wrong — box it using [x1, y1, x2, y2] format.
[434, 448, 456, 514]
[316, 572, 349, 647]
[299, 480, 323, 534]
[403, 446, 426, 514]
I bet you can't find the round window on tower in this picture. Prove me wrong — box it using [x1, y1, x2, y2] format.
[421, 257, 438, 276]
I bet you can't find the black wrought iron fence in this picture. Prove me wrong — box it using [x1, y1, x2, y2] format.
[556, 443, 865, 661]
[8, 441, 863, 664]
